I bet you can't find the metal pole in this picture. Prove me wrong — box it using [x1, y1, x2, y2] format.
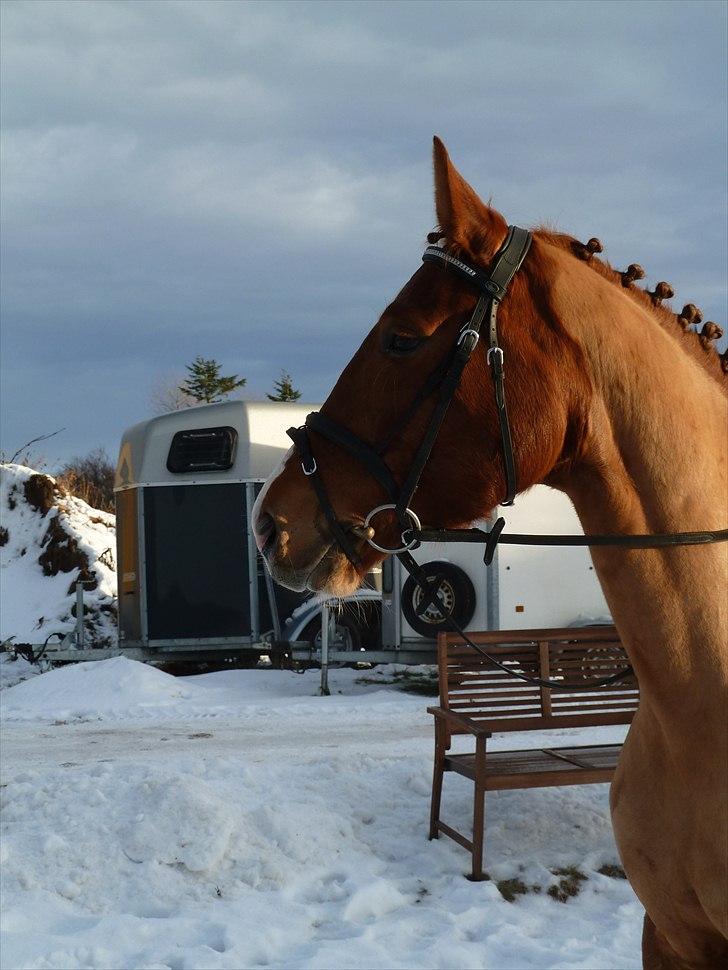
[75, 581, 85, 650]
[485, 509, 500, 631]
[245, 483, 260, 643]
[263, 567, 281, 642]
[320, 600, 331, 696]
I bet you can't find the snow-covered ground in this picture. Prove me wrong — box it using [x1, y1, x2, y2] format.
[0, 463, 117, 648]
[0, 658, 642, 969]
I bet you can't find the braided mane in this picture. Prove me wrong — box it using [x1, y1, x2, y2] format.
[535, 229, 727, 391]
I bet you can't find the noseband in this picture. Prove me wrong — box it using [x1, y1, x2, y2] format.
[285, 228, 728, 692]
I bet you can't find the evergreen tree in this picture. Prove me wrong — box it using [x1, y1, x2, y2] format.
[179, 357, 246, 404]
[267, 370, 302, 402]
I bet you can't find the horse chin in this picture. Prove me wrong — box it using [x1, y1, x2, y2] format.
[306, 548, 362, 597]
[265, 543, 361, 596]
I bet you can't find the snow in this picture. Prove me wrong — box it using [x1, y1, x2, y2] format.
[1, 655, 193, 721]
[0, 652, 40, 690]
[0, 660, 643, 969]
[0, 463, 116, 647]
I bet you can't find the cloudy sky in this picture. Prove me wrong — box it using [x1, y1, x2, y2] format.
[1, 0, 726, 468]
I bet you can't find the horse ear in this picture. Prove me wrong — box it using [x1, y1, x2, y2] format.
[432, 136, 508, 255]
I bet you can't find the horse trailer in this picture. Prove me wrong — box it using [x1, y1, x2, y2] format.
[115, 400, 610, 664]
[114, 401, 318, 662]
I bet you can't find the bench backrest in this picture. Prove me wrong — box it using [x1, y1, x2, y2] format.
[437, 626, 638, 736]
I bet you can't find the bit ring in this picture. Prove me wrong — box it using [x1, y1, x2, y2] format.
[363, 504, 422, 554]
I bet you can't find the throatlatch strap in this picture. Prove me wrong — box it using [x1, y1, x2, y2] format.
[423, 227, 531, 508]
[394, 295, 489, 521]
[487, 306, 518, 506]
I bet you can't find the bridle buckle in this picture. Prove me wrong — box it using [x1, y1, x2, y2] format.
[458, 327, 480, 349]
[301, 457, 317, 476]
[487, 346, 504, 368]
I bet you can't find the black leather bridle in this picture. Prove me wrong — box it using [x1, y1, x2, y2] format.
[286, 228, 728, 691]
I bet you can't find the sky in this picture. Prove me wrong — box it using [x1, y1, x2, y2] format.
[1, 0, 726, 469]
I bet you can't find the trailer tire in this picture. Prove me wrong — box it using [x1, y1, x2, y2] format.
[402, 561, 476, 637]
[300, 613, 363, 653]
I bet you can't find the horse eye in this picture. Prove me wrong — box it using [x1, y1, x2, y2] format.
[387, 333, 424, 355]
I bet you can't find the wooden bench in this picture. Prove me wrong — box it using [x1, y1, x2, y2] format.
[428, 626, 638, 880]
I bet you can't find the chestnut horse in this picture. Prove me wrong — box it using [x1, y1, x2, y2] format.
[254, 138, 728, 969]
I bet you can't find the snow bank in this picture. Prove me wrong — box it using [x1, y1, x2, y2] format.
[0, 663, 641, 969]
[0, 656, 426, 723]
[0, 463, 116, 647]
[0, 656, 193, 721]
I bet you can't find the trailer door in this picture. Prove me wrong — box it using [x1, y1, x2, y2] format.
[143, 483, 250, 640]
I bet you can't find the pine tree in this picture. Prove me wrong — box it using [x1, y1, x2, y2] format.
[179, 357, 246, 404]
[267, 370, 302, 402]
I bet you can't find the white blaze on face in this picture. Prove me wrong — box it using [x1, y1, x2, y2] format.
[251, 446, 294, 551]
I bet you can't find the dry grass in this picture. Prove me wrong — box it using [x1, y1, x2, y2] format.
[548, 866, 588, 902]
[56, 448, 115, 513]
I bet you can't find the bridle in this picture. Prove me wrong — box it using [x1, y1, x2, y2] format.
[286, 228, 728, 691]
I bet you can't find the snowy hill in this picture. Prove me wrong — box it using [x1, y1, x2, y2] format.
[0, 463, 117, 648]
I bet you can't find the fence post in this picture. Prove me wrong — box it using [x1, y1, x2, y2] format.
[320, 600, 331, 696]
[75, 581, 85, 650]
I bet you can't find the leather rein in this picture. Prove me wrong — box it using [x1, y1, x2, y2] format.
[286, 228, 728, 692]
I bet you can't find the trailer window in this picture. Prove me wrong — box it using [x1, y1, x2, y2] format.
[167, 427, 237, 473]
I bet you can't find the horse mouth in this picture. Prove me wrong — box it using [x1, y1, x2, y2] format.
[305, 545, 362, 597]
[264, 528, 368, 597]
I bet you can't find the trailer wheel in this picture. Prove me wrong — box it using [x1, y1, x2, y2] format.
[300, 613, 363, 652]
[402, 561, 476, 637]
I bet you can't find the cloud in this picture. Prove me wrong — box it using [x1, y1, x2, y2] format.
[1, 0, 725, 466]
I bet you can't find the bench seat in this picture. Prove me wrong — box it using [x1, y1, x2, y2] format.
[445, 742, 623, 790]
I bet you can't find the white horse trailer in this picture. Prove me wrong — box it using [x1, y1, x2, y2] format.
[115, 401, 318, 662]
[115, 401, 610, 665]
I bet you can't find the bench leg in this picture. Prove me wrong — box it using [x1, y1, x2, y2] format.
[468, 735, 487, 881]
[429, 721, 446, 840]
[469, 786, 486, 880]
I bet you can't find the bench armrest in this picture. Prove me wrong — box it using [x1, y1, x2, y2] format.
[427, 706, 492, 737]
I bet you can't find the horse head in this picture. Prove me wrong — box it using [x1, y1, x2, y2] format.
[253, 137, 591, 595]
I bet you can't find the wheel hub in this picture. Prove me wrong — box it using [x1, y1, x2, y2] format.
[413, 578, 455, 624]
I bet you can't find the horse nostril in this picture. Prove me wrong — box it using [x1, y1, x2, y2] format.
[254, 512, 276, 553]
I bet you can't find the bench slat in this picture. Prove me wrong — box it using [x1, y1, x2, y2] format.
[448, 686, 636, 702]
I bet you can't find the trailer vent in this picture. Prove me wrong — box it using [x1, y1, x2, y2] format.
[167, 427, 238, 473]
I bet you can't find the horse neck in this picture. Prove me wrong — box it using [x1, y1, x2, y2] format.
[548, 260, 728, 719]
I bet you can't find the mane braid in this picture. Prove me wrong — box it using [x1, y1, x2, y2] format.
[535, 230, 727, 391]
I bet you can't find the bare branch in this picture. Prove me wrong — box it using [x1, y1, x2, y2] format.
[7, 428, 65, 464]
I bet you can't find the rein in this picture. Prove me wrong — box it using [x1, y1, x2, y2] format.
[286, 228, 728, 692]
